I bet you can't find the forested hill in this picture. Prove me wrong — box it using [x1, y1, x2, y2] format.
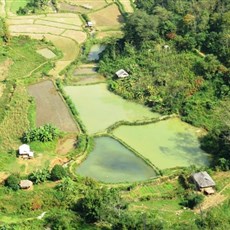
[99, 0, 229, 166]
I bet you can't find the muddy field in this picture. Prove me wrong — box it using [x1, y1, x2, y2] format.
[28, 80, 78, 132]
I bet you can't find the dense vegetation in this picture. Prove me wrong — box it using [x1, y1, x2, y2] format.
[0, 1, 230, 229]
[99, 0, 230, 167]
[17, 0, 57, 15]
[22, 124, 61, 143]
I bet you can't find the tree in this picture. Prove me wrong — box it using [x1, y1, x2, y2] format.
[50, 165, 67, 181]
[5, 174, 20, 191]
[181, 192, 204, 209]
[77, 187, 121, 223]
[123, 10, 159, 47]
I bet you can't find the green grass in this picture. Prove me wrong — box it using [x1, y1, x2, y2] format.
[30, 140, 58, 152]
[6, 0, 29, 14]
[7, 37, 46, 79]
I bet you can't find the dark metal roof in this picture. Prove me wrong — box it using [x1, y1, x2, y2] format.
[192, 171, 215, 188]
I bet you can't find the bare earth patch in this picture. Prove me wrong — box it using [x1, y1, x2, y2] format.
[28, 80, 78, 132]
[56, 136, 76, 155]
[50, 157, 69, 168]
[37, 48, 56, 59]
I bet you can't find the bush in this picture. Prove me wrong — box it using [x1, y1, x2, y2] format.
[50, 165, 67, 181]
[5, 174, 20, 191]
[29, 168, 50, 184]
[181, 192, 204, 209]
[22, 124, 61, 143]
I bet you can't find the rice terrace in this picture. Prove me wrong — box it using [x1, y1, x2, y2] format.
[0, 0, 229, 228]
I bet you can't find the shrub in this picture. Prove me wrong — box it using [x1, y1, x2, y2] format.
[50, 165, 67, 181]
[181, 192, 204, 209]
[29, 168, 50, 184]
[22, 124, 61, 143]
[5, 174, 20, 191]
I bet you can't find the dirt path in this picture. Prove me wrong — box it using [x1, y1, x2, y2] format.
[195, 183, 230, 213]
[0, 0, 6, 17]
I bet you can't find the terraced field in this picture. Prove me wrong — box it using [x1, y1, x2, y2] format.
[89, 4, 124, 31]
[7, 13, 86, 75]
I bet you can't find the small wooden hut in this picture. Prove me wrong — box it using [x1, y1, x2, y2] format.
[18, 144, 34, 159]
[191, 171, 215, 195]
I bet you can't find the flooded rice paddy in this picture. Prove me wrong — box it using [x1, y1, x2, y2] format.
[88, 44, 106, 61]
[113, 117, 210, 169]
[64, 83, 159, 134]
[76, 136, 157, 183]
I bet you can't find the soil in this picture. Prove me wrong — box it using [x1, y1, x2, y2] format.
[56, 136, 76, 155]
[28, 80, 78, 132]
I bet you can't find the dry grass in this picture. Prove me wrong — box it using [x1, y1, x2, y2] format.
[7, 18, 34, 25]
[64, 0, 107, 10]
[89, 4, 124, 28]
[119, 0, 134, 13]
[45, 34, 79, 60]
[34, 19, 81, 30]
[0, 59, 12, 81]
[59, 2, 89, 13]
[9, 24, 64, 35]
[56, 135, 76, 155]
[0, 86, 30, 150]
[96, 30, 123, 39]
[62, 30, 87, 44]
[36, 48, 56, 59]
[0, 0, 6, 17]
[45, 14, 82, 26]
[0, 59, 12, 98]
[9, 15, 44, 20]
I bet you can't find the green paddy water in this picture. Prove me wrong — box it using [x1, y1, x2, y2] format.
[64, 84, 159, 134]
[76, 137, 157, 183]
[113, 117, 211, 169]
[88, 44, 106, 61]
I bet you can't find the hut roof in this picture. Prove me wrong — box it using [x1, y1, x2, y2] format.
[19, 144, 30, 155]
[192, 171, 215, 188]
[19, 180, 33, 189]
[115, 69, 129, 78]
[87, 21, 93, 27]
